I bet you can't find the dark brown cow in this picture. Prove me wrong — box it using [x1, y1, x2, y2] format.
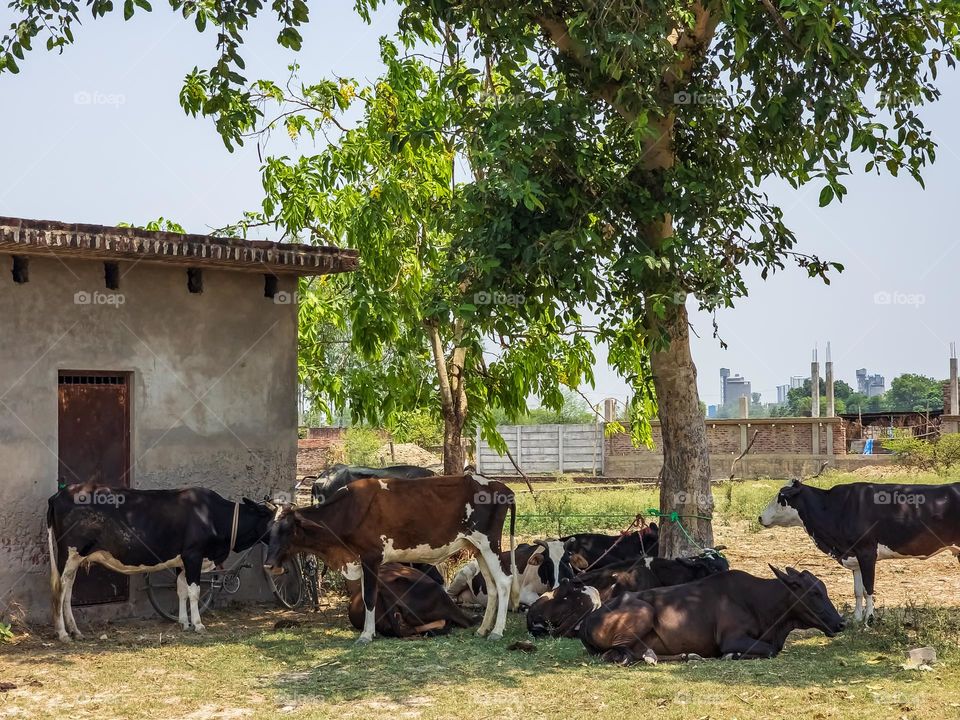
[264, 473, 519, 643]
[345, 563, 478, 637]
[580, 567, 845, 664]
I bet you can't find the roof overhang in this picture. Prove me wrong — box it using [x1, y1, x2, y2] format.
[0, 216, 358, 276]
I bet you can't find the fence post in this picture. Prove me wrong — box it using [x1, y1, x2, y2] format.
[516, 425, 523, 475]
[475, 426, 483, 473]
[558, 424, 565, 473]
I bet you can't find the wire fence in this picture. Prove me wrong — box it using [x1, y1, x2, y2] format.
[515, 512, 643, 537]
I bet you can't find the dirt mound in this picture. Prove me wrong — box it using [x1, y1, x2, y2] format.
[376, 442, 442, 469]
[849, 463, 916, 479]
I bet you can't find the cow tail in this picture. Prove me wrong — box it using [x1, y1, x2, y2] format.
[509, 494, 520, 610]
[46, 496, 62, 606]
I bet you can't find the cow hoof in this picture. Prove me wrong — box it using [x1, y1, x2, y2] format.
[355, 636, 373, 646]
[642, 649, 658, 666]
[475, 628, 490, 638]
[57, 633, 72, 643]
[181, 623, 191, 632]
[487, 632, 503, 642]
[721, 653, 736, 661]
[70, 630, 84, 640]
[193, 624, 206, 634]
[685, 653, 704, 662]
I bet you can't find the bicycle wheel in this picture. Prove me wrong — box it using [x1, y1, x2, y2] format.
[267, 555, 305, 609]
[145, 570, 215, 623]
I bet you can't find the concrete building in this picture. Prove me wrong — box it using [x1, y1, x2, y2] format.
[0, 217, 357, 622]
[720, 369, 752, 411]
[856, 368, 886, 397]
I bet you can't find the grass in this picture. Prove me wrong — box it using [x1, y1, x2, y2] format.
[4, 469, 960, 719]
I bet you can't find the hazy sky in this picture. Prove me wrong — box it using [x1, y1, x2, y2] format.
[2, 5, 958, 409]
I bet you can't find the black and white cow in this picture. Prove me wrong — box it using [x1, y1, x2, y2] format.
[310, 464, 436, 505]
[47, 484, 274, 641]
[759, 478, 960, 622]
[447, 539, 572, 608]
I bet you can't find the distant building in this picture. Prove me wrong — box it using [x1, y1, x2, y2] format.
[790, 375, 805, 389]
[720, 369, 752, 410]
[777, 376, 807, 405]
[707, 404, 718, 418]
[776, 385, 789, 404]
[856, 368, 885, 397]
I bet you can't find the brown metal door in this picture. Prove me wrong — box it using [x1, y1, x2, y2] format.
[58, 372, 131, 605]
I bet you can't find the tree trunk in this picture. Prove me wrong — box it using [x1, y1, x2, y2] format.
[442, 413, 466, 476]
[648, 300, 714, 558]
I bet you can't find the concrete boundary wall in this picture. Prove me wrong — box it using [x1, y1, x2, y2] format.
[476, 423, 605, 475]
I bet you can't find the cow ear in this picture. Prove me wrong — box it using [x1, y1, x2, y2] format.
[769, 565, 790, 584]
[528, 553, 544, 567]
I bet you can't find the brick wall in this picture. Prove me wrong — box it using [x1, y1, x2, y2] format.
[604, 418, 848, 479]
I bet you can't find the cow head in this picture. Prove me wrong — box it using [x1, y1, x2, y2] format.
[263, 505, 297, 575]
[518, 540, 574, 607]
[238, 497, 276, 548]
[770, 565, 845, 636]
[526, 579, 601, 638]
[759, 479, 805, 527]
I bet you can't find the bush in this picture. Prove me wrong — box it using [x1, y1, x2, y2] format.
[883, 431, 960, 475]
[343, 428, 383, 466]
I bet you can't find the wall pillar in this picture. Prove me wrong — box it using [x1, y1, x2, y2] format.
[739, 395, 749, 419]
[950, 350, 958, 416]
[825, 342, 835, 417]
[811, 353, 820, 419]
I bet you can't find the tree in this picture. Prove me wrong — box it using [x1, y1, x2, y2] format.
[886, 373, 945, 412]
[221, 42, 595, 473]
[7, 0, 958, 555]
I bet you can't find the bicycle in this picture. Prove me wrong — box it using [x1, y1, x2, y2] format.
[145, 543, 307, 622]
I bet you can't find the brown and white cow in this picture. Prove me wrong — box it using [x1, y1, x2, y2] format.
[264, 473, 519, 643]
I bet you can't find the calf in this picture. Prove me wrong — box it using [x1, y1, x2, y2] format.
[344, 563, 477, 637]
[526, 551, 728, 636]
[448, 540, 572, 608]
[264, 473, 519, 643]
[580, 567, 844, 664]
[310, 464, 436, 505]
[759, 479, 960, 622]
[561, 525, 659, 572]
[47, 484, 274, 641]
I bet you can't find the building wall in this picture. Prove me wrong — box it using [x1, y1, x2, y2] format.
[0, 253, 299, 622]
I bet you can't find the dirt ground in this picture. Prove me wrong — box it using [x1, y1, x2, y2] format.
[717, 519, 960, 612]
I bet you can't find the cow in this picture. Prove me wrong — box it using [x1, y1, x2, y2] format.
[526, 551, 729, 637]
[343, 563, 478, 637]
[579, 567, 845, 664]
[572, 550, 729, 601]
[447, 540, 572, 608]
[47, 484, 275, 641]
[264, 473, 519, 643]
[759, 478, 960, 622]
[561, 525, 659, 572]
[310, 464, 436, 505]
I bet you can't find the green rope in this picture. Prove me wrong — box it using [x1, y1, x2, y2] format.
[643, 508, 718, 556]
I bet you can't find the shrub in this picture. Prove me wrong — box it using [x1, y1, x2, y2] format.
[343, 427, 383, 466]
[883, 431, 960, 475]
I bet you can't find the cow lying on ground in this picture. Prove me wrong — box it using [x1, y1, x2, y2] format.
[344, 563, 477, 637]
[561, 525, 659, 572]
[264, 473, 519, 643]
[580, 567, 845, 664]
[47, 484, 275, 641]
[447, 540, 572, 608]
[310, 464, 435, 505]
[759, 478, 960, 622]
[526, 551, 729, 637]
[571, 550, 729, 601]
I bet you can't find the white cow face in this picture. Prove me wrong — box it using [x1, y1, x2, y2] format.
[759, 481, 804, 528]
